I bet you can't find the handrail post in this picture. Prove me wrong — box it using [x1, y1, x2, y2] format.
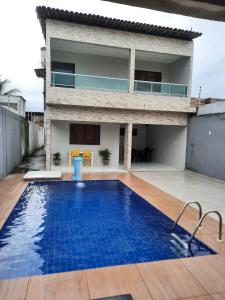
[52, 72, 55, 87]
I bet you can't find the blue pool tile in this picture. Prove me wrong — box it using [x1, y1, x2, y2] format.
[0, 180, 215, 280]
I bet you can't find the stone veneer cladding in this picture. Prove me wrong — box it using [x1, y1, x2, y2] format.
[46, 106, 188, 126]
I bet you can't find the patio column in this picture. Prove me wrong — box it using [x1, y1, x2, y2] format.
[45, 119, 52, 170]
[124, 123, 133, 171]
[128, 48, 135, 93]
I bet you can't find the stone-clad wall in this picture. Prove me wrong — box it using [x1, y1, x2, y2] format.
[46, 105, 188, 126]
[47, 86, 192, 113]
[46, 20, 193, 57]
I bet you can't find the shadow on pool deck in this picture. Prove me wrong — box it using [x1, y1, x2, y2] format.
[12, 147, 46, 174]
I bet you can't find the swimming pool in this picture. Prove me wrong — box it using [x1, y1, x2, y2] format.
[0, 180, 215, 280]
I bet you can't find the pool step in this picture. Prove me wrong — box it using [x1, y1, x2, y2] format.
[170, 239, 189, 257]
[171, 233, 188, 249]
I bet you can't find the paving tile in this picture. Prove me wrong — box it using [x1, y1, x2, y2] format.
[180, 296, 213, 300]
[181, 255, 225, 295]
[86, 264, 152, 300]
[195, 234, 225, 255]
[137, 259, 207, 300]
[26, 271, 89, 300]
[0, 277, 29, 300]
[211, 293, 225, 300]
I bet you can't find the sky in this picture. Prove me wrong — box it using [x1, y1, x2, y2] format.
[0, 0, 225, 112]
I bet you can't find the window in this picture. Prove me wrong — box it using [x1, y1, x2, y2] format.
[69, 124, 100, 145]
[135, 70, 162, 82]
[51, 61, 75, 87]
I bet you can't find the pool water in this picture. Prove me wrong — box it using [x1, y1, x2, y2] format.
[0, 180, 215, 280]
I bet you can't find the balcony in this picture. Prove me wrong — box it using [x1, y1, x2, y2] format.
[51, 72, 129, 92]
[51, 71, 188, 97]
[134, 80, 187, 97]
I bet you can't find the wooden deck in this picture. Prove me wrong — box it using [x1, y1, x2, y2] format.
[0, 172, 225, 300]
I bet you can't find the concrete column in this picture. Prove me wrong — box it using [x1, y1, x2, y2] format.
[45, 29, 51, 88]
[124, 123, 133, 171]
[128, 48, 135, 93]
[45, 119, 52, 170]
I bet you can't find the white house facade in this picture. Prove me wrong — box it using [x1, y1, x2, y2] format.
[35, 6, 201, 172]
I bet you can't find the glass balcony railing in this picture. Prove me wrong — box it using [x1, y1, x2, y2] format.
[51, 72, 188, 97]
[134, 80, 188, 97]
[51, 72, 129, 92]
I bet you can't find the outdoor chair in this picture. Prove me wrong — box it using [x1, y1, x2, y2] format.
[70, 149, 80, 165]
[83, 150, 92, 166]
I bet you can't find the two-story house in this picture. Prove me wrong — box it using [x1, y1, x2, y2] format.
[35, 6, 201, 172]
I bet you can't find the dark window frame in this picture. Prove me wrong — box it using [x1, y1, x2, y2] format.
[51, 61, 75, 88]
[69, 124, 101, 145]
[135, 70, 162, 82]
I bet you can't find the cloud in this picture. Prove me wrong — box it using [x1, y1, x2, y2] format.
[0, 0, 224, 111]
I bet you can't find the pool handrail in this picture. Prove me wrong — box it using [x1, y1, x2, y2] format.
[188, 210, 223, 246]
[172, 201, 203, 230]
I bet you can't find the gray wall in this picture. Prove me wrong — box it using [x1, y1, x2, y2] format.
[186, 113, 225, 181]
[0, 107, 22, 177]
[0, 107, 44, 177]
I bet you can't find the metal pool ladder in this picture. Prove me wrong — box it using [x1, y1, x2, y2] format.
[188, 210, 223, 246]
[172, 201, 203, 230]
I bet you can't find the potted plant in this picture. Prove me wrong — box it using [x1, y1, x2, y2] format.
[98, 149, 111, 166]
[53, 152, 61, 166]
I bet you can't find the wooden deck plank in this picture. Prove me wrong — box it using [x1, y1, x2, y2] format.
[0, 277, 29, 300]
[136, 259, 208, 300]
[86, 264, 152, 300]
[26, 271, 89, 300]
[181, 255, 225, 295]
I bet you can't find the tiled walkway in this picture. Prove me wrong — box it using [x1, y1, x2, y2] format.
[0, 172, 225, 300]
[133, 170, 225, 220]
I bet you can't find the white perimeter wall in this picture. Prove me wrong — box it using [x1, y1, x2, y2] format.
[28, 121, 44, 154]
[51, 121, 120, 167]
[146, 125, 187, 169]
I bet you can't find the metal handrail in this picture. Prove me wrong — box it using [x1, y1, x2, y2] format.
[188, 210, 223, 246]
[172, 201, 203, 230]
[134, 79, 188, 87]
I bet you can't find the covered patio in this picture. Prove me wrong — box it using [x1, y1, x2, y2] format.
[50, 120, 127, 172]
[119, 124, 187, 172]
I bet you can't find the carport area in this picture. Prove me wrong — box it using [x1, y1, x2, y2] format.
[119, 124, 187, 171]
